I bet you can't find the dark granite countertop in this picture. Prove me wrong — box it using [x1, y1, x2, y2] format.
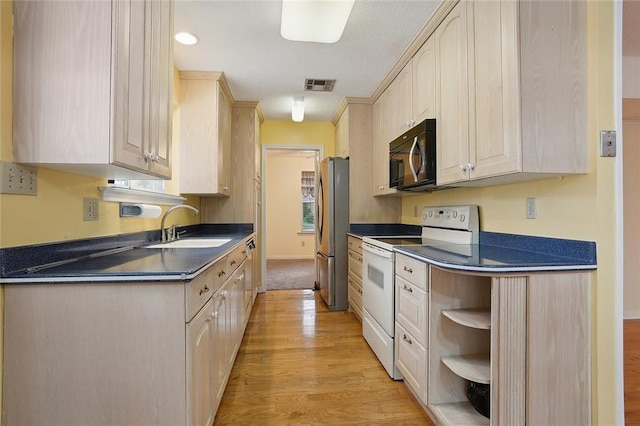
[0, 224, 255, 284]
[395, 233, 597, 273]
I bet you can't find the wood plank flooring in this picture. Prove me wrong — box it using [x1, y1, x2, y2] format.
[214, 290, 434, 425]
[626, 319, 640, 423]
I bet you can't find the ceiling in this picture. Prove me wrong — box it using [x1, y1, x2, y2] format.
[173, 0, 441, 122]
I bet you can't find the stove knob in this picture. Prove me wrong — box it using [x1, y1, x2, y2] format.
[428, 211, 433, 218]
[452, 211, 458, 218]
[460, 214, 466, 222]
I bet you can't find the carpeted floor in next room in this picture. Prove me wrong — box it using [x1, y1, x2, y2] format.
[266, 259, 316, 291]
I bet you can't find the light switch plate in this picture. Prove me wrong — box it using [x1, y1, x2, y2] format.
[0, 161, 37, 195]
[84, 198, 99, 221]
[600, 130, 616, 157]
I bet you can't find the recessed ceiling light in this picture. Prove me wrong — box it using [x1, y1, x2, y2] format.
[174, 32, 199, 46]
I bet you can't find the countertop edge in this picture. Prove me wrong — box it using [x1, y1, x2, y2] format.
[394, 247, 597, 274]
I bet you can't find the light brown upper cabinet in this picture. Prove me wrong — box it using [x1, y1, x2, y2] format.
[436, 0, 588, 186]
[13, 0, 174, 179]
[335, 107, 350, 159]
[180, 72, 233, 196]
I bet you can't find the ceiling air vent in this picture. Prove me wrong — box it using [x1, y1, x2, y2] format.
[305, 79, 335, 92]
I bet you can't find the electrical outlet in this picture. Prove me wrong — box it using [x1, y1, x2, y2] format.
[84, 198, 99, 221]
[526, 197, 537, 219]
[301, 240, 305, 247]
[0, 161, 37, 195]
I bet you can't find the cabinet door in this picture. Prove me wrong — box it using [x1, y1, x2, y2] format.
[112, 0, 150, 173]
[213, 289, 230, 409]
[372, 94, 397, 195]
[218, 86, 232, 195]
[395, 63, 413, 136]
[412, 36, 436, 123]
[382, 83, 398, 144]
[147, 0, 173, 178]
[435, 1, 470, 185]
[468, 0, 520, 180]
[180, 75, 224, 195]
[335, 107, 350, 158]
[187, 299, 215, 426]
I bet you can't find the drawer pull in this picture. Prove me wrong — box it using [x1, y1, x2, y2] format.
[403, 284, 413, 293]
[218, 270, 226, 278]
[199, 285, 210, 295]
[403, 334, 413, 344]
[231, 260, 237, 266]
[403, 266, 413, 274]
[211, 311, 218, 319]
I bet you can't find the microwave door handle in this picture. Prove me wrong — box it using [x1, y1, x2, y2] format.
[408, 136, 419, 182]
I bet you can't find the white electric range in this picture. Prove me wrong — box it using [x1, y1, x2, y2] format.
[361, 205, 479, 379]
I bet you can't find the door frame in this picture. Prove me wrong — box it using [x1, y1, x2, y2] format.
[260, 145, 325, 293]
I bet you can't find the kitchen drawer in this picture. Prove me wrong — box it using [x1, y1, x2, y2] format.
[348, 273, 363, 321]
[186, 257, 227, 322]
[396, 275, 428, 346]
[396, 253, 427, 289]
[347, 236, 363, 256]
[348, 249, 363, 280]
[396, 321, 427, 404]
[228, 243, 246, 273]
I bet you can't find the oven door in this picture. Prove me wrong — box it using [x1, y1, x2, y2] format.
[362, 242, 395, 336]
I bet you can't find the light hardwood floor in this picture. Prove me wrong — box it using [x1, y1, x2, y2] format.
[214, 289, 434, 425]
[626, 319, 640, 423]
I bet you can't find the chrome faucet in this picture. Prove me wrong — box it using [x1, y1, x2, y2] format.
[160, 205, 199, 242]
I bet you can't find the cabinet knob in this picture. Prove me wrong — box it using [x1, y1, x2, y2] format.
[378, 185, 385, 190]
[459, 164, 467, 172]
[403, 284, 413, 293]
[211, 311, 218, 319]
[467, 163, 475, 171]
[199, 285, 210, 295]
[223, 185, 229, 191]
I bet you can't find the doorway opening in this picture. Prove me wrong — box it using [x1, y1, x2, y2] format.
[261, 146, 324, 292]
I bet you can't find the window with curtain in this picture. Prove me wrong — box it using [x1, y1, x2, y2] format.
[301, 171, 315, 232]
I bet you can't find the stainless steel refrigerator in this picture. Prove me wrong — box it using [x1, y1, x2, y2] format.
[316, 157, 349, 311]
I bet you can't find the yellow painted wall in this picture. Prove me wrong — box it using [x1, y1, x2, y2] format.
[265, 152, 316, 259]
[401, 2, 618, 423]
[261, 120, 335, 157]
[0, 0, 199, 249]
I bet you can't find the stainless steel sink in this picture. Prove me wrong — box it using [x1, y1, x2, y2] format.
[144, 238, 232, 249]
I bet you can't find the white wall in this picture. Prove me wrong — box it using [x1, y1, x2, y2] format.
[265, 151, 316, 259]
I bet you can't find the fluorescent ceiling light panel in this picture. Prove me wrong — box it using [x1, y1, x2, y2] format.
[292, 97, 305, 122]
[281, 0, 355, 43]
[174, 32, 199, 45]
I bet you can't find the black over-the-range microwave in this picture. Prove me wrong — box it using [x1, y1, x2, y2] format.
[389, 118, 436, 191]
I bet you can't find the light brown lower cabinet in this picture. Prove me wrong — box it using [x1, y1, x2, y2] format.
[394, 254, 591, 425]
[3, 258, 250, 426]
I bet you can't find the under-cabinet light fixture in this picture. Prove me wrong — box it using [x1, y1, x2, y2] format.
[174, 32, 200, 45]
[281, 0, 355, 43]
[292, 97, 305, 122]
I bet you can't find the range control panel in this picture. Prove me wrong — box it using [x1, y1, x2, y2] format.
[421, 205, 479, 233]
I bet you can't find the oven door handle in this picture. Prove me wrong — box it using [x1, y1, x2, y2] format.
[408, 136, 419, 182]
[362, 242, 394, 260]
